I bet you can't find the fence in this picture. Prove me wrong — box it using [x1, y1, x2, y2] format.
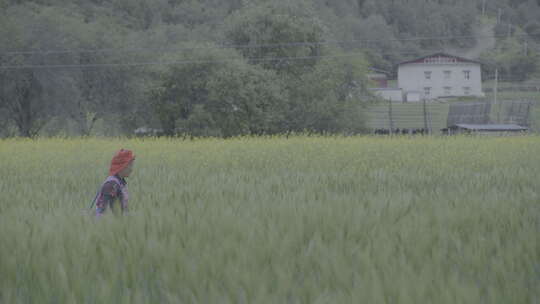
[365, 99, 538, 134]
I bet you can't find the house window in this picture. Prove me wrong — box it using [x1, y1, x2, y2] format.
[463, 87, 471, 95]
[424, 71, 432, 80]
[424, 56, 457, 64]
[444, 71, 452, 79]
[424, 87, 431, 97]
[463, 70, 470, 80]
[444, 86, 452, 95]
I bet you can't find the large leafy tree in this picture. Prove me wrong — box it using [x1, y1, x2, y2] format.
[206, 60, 285, 136]
[0, 69, 48, 137]
[150, 46, 286, 137]
[0, 3, 150, 136]
[284, 50, 369, 133]
[149, 47, 225, 136]
[481, 36, 539, 81]
[222, 1, 370, 134]
[0, 5, 66, 137]
[224, 0, 326, 76]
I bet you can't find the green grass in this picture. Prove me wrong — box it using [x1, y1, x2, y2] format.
[1, 136, 539, 303]
[482, 79, 540, 89]
[483, 91, 540, 101]
[365, 103, 449, 131]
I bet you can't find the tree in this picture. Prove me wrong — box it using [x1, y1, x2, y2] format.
[151, 46, 287, 137]
[0, 3, 155, 136]
[224, 0, 326, 76]
[206, 60, 285, 136]
[480, 37, 539, 81]
[0, 69, 49, 137]
[524, 21, 540, 42]
[149, 46, 228, 135]
[0, 5, 65, 137]
[349, 15, 403, 72]
[284, 50, 369, 133]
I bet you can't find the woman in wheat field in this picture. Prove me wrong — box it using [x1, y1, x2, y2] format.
[91, 149, 135, 216]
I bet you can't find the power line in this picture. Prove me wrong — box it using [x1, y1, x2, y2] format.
[0, 46, 500, 70]
[0, 53, 364, 70]
[484, 76, 540, 82]
[2, 44, 538, 71]
[4, 45, 538, 71]
[1, 33, 538, 57]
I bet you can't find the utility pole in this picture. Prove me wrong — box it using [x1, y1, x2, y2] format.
[497, 8, 502, 24]
[423, 97, 429, 132]
[388, 98, 394, 135]
[525, 101, 532, 127]
[524, 40, 528, 56]
[507, 101, 515, 124]
[494, 68, 501, 123]
[428, 106, 433, 135]
[482, 0, 486, 16]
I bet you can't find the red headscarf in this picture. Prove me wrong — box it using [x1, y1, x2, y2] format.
[109, 149, 135, 176]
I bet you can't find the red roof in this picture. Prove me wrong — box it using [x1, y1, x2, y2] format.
[399, 52, 481, 66]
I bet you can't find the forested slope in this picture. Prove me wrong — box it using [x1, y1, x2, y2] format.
[0, 0, 538, 136]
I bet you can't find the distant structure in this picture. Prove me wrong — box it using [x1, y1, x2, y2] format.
[368, 88, 403, 102]
[446, 102, 492, 126]
[442, 124, 528, 135]
[367, 68, 404, 102]
[398, 53, 484, 100]
[502, 101, 534, 126]
[367, 68, 390, 88]
[134, 127, 164, 137]
[441, 101, 532, 135]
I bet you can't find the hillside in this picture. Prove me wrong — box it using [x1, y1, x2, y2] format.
[0, 0, 539, 137]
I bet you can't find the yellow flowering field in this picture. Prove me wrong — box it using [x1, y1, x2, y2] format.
[0, 136, 539, 303]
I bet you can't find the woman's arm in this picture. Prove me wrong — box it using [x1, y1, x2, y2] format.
[98, 181, 120, 213]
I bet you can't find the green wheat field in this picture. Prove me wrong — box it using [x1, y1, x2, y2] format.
[1, 136, 539, 303]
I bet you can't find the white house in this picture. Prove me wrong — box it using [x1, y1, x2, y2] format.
[398, 53, 484, 100]
[405, 91, 422, 102]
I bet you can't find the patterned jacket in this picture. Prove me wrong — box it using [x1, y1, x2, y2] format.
[95, 175, 129, 216]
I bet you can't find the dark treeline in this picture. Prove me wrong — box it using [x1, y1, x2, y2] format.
[0, 0, 539, 137]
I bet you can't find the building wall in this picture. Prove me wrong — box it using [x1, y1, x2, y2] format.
[405, 91, 421, 102]
[398, 63, 483, 99]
